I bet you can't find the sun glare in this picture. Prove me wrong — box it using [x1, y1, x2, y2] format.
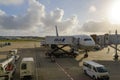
[108, 1, 120, 24]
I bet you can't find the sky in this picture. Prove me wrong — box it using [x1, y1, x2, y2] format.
[0, 0, 120, 36]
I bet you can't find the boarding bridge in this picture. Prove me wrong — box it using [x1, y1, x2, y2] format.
[95, 34, 120, 60]
[96, 34, 120, 47]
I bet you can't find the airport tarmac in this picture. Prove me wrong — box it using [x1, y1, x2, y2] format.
[0, 42, 120, 80]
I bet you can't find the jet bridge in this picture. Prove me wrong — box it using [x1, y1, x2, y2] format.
[94, 31, 120, 60]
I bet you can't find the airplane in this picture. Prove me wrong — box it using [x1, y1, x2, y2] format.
[55, 25, 95, 50]
[73, 35, 95, 50]
[44, 25, 96, 60]
[43, 26, 120, 62]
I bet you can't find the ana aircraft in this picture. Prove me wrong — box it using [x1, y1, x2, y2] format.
[44, 26, 96, 59]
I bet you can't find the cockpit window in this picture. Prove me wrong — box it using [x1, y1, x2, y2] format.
[84, 38, 92, 41]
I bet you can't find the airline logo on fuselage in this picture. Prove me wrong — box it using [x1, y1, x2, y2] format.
[54, 38, 65, 42]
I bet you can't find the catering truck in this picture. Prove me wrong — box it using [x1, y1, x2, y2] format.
[20, 57, 35, 80]
[0, 56, 16, 80]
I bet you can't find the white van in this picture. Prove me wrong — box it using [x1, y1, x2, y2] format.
[83, 61, 109, 80]
[20, 57, 35, 79]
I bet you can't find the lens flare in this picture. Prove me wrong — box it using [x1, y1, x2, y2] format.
[108, 1, 120, 24]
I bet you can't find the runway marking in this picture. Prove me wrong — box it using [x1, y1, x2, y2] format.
[56, 62, 89, 80]
[56, 62, 74, 80]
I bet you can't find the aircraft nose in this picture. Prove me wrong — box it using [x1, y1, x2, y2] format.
[85, 41, 95, 46]
[91, 42, 95, 46]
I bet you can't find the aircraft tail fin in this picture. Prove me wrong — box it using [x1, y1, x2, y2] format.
[55, 25, 59, 36]
[115, 30, 117, 35]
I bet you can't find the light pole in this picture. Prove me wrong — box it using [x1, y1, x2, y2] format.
[114, 30, 119, 60]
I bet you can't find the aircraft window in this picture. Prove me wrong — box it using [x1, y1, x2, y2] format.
[84, 38, 92, 41]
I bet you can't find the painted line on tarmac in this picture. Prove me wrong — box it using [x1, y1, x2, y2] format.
[56, 62, 74, 80]
[56, 62, 88, 80]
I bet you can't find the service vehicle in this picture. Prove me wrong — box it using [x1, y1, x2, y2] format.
[9, 49, 20, 61]
[20, 57, 35, 80]
[0, 56, 16, 80]
[83, 61, 109, 80]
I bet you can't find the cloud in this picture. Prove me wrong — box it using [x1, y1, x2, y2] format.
[0, 0, 79, 36]
[0, 10, 6, 15]
[41, 8, 79, 34]
[81, 20, 114, 33]
[41, 8, 64, 28]
[0, 0, 24, 5]
[0, 0, 44, 30]
[89, 5, 96, 13]
[59, 15, 79, 34]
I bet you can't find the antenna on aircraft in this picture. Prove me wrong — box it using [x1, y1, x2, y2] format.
[55, 25, 59, 36]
